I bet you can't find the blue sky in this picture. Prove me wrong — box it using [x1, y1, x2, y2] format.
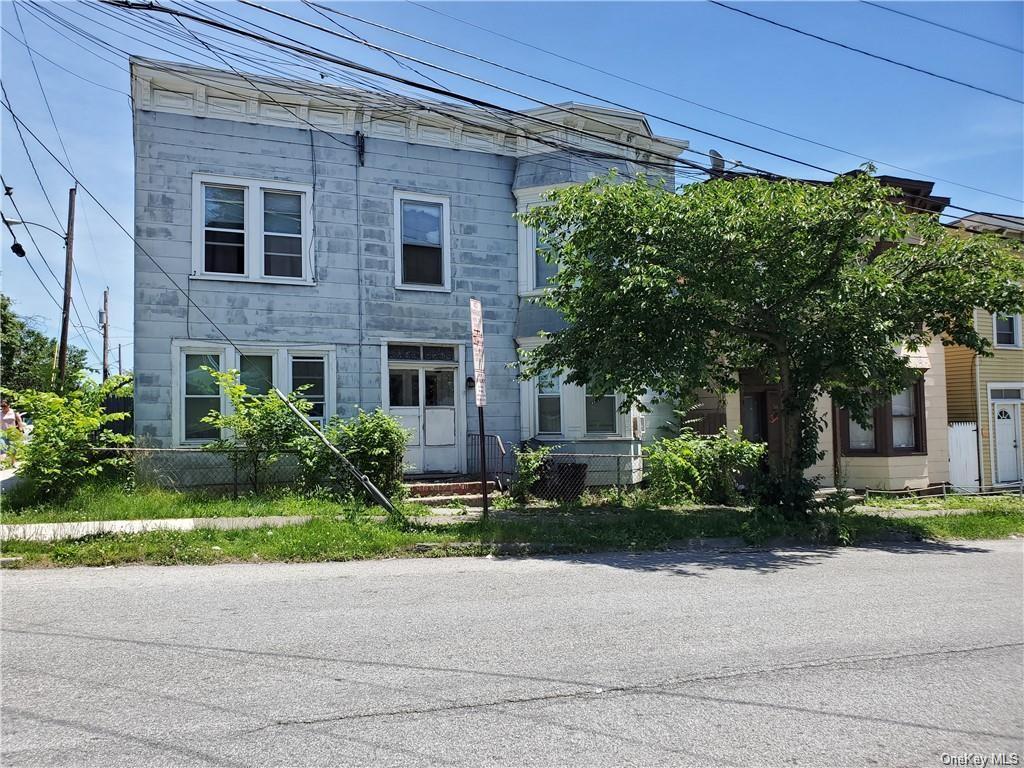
[2, 1, 1021, 374]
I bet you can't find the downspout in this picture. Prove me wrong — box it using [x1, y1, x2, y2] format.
[355, 127, 365, 409]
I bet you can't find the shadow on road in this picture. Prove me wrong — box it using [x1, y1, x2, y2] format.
[550, 540, 994, 577]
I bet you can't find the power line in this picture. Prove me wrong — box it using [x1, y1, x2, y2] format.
[403, 0, 1024, 205]
[860, 1, 1024, 55]
[119, 0, 1023, 228]
[13, 3, 104, 328]
[709, 1, 1023, 105]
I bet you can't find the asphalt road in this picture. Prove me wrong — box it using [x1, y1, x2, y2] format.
[2, 541, 1022, 767]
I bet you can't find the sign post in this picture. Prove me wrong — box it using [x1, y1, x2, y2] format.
[470, 298, 488, 518]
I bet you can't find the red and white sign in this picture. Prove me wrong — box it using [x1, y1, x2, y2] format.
[470, 298, 486, 407]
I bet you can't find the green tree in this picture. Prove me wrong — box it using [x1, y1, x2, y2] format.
[1, 294, 89, 393]
[14, 374, 133, 498]
[201, 368, 309, 493]
[517, 171, 1024, 516]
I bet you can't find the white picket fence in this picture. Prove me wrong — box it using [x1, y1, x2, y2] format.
[948, 421, 980, 491]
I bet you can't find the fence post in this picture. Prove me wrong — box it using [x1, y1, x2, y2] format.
[232, 455, 238, 500]
[616, 455, 623, 506]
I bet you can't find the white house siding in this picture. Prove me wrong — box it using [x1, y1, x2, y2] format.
[133, 108, 522, 454]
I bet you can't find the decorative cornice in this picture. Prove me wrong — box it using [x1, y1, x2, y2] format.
[130, 58, 688, 162]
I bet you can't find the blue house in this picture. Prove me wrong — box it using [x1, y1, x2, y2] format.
[131, 59, 689, 477]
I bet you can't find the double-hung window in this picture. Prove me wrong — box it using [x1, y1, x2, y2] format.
[239, 354, 274, 396]
[183, 352, 222, 441]
[291, 355, 327, 424]
[193, 174, 312, 283]
[995, 313, 1021, 348]
[585, 388, 618, 435]
[841, 380, 925, 455]
[395, 192, 450, 290]
[202, 185, 246, 275]
[536, 371, 562, 435]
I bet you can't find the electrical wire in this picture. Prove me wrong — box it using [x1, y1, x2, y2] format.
[399, 0, 1023, 205]
[108, 0, 1024, 228]
[859, 1, 1023, 55]
[709, 1, 1023, 104]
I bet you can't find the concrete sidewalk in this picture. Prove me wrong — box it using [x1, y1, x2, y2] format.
[0, 514, 312, 543]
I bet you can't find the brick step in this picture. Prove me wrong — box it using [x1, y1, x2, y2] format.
[413, 494, 487, 508]
[405, 480, 496, 498]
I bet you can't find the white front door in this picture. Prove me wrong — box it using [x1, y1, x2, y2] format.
[994, 404, 1021, 484]
[388, 363, 458, 474]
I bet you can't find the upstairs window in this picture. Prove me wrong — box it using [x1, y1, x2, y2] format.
[995, 313, 1021, 347]
[203, 185, 245, 275]
[534, 236, 558, 290]
[193, 174, 312, 283]
[395, 192, 450, 290]
[263, 191, 303, 278]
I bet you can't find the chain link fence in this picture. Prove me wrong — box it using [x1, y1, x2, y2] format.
[530, 452, 644, 502]
[91, 446, 301, 497]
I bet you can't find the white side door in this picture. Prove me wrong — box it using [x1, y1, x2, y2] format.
[388, 366, 422, 474]
[994, 404, 1022, 483]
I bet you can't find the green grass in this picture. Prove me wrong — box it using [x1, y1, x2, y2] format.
[0, 483, 357, 524]
[861, 492, 1024, 515]
[3, 504, 1021, 569]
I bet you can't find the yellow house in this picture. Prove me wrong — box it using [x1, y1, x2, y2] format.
[945, 214, 1024, 489]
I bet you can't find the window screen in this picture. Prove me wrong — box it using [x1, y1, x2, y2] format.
[585, 391, 617, 434]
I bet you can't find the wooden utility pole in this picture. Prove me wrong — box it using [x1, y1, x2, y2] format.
[118, 343, 122, 375]
[57, 186, 76, 386]
[101, 287, 110, 381]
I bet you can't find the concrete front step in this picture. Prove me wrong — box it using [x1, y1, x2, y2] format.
[405, 480, 496, 498]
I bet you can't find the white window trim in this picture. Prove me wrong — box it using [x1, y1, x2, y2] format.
[992, 312, 1023, 349]
[171, 340, 335, 445]
[535, 372, 565, 438]
[191, 173, 315, 286]
[394, 191, 452, 292]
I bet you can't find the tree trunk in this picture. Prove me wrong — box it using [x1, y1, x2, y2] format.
[771, 358, 815, 518]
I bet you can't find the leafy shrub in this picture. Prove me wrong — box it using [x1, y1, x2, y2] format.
[510, 443, 555, 503]
[644, 429, 765, 505]
[293, 409, 408, 502]
[13, 375, 133, 499]
[202, 369, 310, 494]
[1, 427, 25, 467]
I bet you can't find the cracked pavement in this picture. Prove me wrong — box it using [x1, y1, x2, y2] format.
[2, 541, 1022, 766]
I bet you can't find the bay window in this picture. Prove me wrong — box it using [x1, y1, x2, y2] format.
[585, 389, 618, 434]
[840, 379, 925, 455]
[537, 371, 562, 435]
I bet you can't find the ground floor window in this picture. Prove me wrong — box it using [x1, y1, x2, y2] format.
[184, 353, 222, 441]
[175, 344, 333, 443]
[840, 378, 926, 456]
[537, 371, 562, 435]
[585, 389, 618, 435]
